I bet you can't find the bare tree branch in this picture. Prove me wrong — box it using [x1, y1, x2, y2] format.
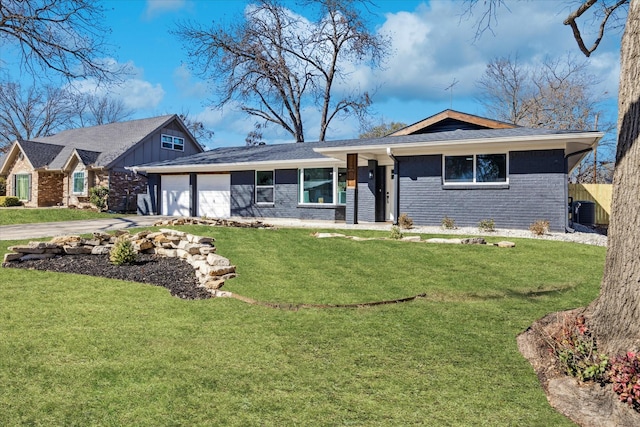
[0, 0, 127, 84]
[563, 0, 629, 57]
[172, 0, 389, 142]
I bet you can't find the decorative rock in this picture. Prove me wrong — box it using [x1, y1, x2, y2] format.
[9, 242, 61, 254]
[91, 246, 112, 255]
[199, 246, 216, 255]
[159, 228, 186, 237]
[205, 265, 236, 277]
[401, 236, 422, 242]
[202, 279, 225, 290]
[425, 238, 463, 244]
[2, 228, 235, 298]
[495, 241, 516, 248]
[206, 254, 231, 266]
[461, 237, 487, 245]
[80, 238, 102, 246]
[64, 246, 94, 255]
[3, 253, 23, 262]
[176, 240, 201, 255]
[313, 232, 346, 238]
[50, 235, 81, 245]
[155, 248, 178, 258]
[133, 240, 154, 251]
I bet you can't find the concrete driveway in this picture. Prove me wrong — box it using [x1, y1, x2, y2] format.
[0, 216, 170, 240]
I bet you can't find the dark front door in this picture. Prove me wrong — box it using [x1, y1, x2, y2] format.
[375, 165, 386, 222]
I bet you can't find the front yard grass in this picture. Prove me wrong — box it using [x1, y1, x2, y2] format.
[0, 207, 130, 226]
[0, 226, 605, 426]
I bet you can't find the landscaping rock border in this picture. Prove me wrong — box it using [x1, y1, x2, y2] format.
[312, 232, 516, 247]
[2, 229, 236, 295]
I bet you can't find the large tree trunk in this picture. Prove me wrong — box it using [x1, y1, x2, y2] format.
[588, 0, 640, 356]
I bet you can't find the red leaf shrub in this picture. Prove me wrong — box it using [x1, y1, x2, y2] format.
[609, 351, 640, 411]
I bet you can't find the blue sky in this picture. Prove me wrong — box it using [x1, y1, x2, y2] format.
[4, 0, 623, 151]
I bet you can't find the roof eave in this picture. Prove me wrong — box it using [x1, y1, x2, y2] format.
[128, 156, 339, 174]
[314, 132, 604, 158]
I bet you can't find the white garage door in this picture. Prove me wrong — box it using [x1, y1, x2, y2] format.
[161, 175, 190, 216]
[198, 174, 230, 218]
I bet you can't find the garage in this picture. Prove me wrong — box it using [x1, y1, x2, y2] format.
[197, 174, 230, 218]
[161, 175, 190, 216]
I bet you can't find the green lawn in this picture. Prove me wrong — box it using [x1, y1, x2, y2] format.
[0, 225, 605, 426]
[0, 208, 130, 226]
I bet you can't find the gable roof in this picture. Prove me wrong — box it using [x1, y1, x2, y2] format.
[389, 109, 517, 136]
[28, 114, 183, 170]
[0, 139, 65, 175]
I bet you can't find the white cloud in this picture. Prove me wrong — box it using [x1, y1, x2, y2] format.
[68, 60, 165, 111]
[360, 1, 620, 107]
[173, 64, 210, 99]
[112, 79, 165, 110]
[144, 0, 187, 19]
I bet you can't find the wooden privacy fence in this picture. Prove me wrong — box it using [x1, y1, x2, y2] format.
[568, 184, 612, 225]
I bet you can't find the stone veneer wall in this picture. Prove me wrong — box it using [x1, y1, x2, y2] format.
[2, 229, 236, 295]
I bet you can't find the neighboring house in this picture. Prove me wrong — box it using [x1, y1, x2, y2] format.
[0, 115, 203, 211]
[130, 110, 603, 231]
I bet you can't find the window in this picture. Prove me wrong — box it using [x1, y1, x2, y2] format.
[14, 174, 30, 201]
[443, 154, 507, 184]
[255, 171, 274, 204]
[161, 134, 185, 151]
[73, 171, 85, 194]
[298, 167, 347, 205]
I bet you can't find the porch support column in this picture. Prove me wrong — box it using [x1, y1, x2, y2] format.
[346, 153, 358, 224]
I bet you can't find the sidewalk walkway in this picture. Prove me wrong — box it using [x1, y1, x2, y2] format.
[0, 216, 167, 240]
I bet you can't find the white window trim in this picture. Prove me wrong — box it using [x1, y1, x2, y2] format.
[255, 170, 275, 205]
[161, 134, 185, 151]
[14, 173, 31, 201]
[72, 171, 86, 194]
[298, 166, 347, 206]
[442, 153, 509, 186]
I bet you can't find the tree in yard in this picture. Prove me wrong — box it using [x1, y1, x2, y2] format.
[466, 0, 638, 357]
[72, 93, 133, 127]
[477, 52, 617, 182]
[0, 0, 126, 84]
[172, 0, 389, 143]
[587, 0, 638, 356]
[476, 53, 608, 131]
[359, 120, 407, 138]
[0, 80, 74, 151]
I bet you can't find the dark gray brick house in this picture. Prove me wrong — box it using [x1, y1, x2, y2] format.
[131, 110, 602, 231]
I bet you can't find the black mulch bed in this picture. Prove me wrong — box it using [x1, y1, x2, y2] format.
[4, 254, 212, 300]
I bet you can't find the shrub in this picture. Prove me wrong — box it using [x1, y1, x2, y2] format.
[398, 213, 413, 229]
[441, 216, 456, 229]
[389, 225, 403, 240]
[609, 351, 640, 411]
[109, 236, 137, 266]
[0, 176, 6, 196]
[0, 196, 22, 207]
[550, 314, 609, 383]
[90, 186, 110, 211]
[478, 218, 495, 232]
[529, 219, 550, 236]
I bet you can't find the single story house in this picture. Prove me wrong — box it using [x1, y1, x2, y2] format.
[0, 115, 203, 211]
[130, 110, 603, 231]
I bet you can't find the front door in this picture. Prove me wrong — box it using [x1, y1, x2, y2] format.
[375, 165, 386, 222]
